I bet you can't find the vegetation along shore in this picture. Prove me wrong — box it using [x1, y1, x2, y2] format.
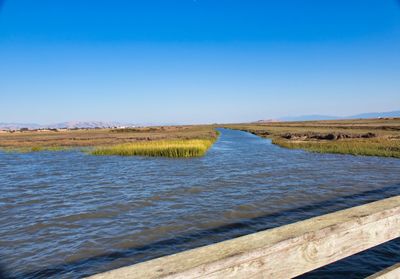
[0, 126, 219, 158]
[1, 118, 399, 158]
[224, 118, 400, 158]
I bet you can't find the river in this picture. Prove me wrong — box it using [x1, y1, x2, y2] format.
[0, 128, 399, 278]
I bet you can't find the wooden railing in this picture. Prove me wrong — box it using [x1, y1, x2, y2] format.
[88, 196, 400, 279]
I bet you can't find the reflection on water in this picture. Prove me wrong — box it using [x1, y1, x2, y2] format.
[0, 129, 399, 278]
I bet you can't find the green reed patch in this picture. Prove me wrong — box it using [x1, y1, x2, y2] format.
[91, 138, 217, 158]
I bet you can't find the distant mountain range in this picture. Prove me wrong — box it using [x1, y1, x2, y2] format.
[277, 110, 400, 122]
[0, 123, 43, 130]
[1, 110, 399, 130]
[0, 121, 136, 130]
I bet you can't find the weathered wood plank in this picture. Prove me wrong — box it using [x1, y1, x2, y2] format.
[87, 195, 400, 279]
[366, 263, 400, 279]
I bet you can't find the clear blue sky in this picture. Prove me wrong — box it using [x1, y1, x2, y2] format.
[1, 0, 400, 124]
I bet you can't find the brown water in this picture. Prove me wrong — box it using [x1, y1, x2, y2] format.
[0, 128, 399, 278]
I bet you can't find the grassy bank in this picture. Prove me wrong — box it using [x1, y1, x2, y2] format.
[91, 138, 217, 158]
[273, 137, 400, 158]
[224, 118, 400, 158]
[0, 126, 219, 157]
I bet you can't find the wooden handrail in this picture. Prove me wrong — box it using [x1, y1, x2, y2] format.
[87, 195, 400, 279]
[366, 263, 400, 279]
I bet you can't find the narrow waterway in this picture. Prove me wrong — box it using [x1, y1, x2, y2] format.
[0, 128, 399, 278]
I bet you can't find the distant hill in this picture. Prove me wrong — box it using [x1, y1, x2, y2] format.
[47, 121, 127, 129]
[2, 110, 400, 130]
[254, 119, 280, 123]
[279, 115, 339, 121]
[278, 110, 400, 122]
[0, 122, 42, 130]
[0, 121, 136, 130]
[347, 110, 400, 119]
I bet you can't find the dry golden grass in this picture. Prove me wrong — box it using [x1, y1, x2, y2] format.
[224, 118, 400, 158]
[273, 137, 400, 158]
[0, 125, 219, 155]
[91, 138, 217, 157]
[3, 118, 399, 158]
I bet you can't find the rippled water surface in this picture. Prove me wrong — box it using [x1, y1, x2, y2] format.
[1, 129, 399, 278]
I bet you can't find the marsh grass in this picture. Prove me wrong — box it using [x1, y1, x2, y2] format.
[91, 138, 217, 158]
[224, 119, 400, 158]
[0, 126, 219, 155]
[30, 146, 68, 152]
[1, 146, 74, 153]
[273, 138, 400, 158]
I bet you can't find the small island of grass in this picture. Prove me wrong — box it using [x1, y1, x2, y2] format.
[91, 138, 217, 157]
